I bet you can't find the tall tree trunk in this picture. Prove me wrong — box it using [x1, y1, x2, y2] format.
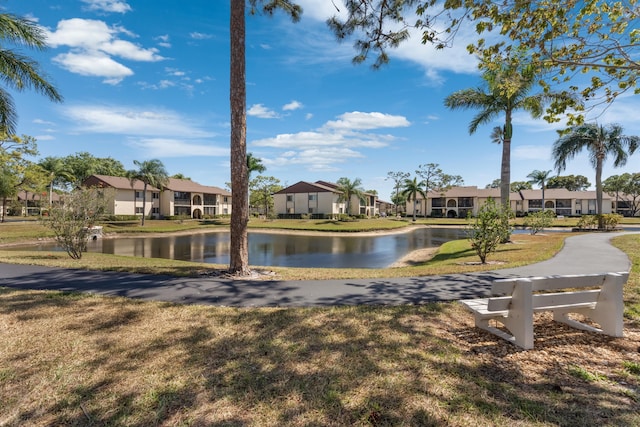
[596, 157, 604, 229]
[141, 182, 147, 226]
[500, 114, 513, 242]
[229, 0, 249, 275]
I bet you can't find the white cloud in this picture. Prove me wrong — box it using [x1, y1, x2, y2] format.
[64, 105, 215, 138]
[324, 111, 410, 130]
[252, 110, 410, 171]
[81, 0, 132, 13]
[254, 131, 390, 149]
[190, 32, 213, 40]
[35, 135, 56, 141]
[44, 18, 164, 83]
[52, 51, 133, 84]
[33, 119, 55, 126]
[305, 113, 313, 120]
[294, 0, 347, 21]
[129, 138, 227, 157]
[282, 100, 303, 111]
[248, 104, 280, 119]
[268, 147, 364, 172]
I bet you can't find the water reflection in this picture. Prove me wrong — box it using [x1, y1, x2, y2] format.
[28, 228, 468, 269]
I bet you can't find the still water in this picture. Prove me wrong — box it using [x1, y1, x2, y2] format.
[24, 228, 468, 269]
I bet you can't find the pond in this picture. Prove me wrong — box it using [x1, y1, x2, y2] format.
[16, 227, 469, 269]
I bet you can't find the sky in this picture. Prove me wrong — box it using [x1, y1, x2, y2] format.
[5, 0, 640, 201]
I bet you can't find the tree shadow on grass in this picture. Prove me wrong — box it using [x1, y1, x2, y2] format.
[1, 288, 639, 426]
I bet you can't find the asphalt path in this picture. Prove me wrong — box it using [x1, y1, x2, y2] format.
[0, 232, 636, 307]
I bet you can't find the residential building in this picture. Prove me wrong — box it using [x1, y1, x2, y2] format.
[0, 190, 62, 217]
[406, 186, 617, 217]
[160, 177, 232, 218]
[518, 189, 609, 216]
[83, 175, 232, 219]
[273, 180, 379, 218]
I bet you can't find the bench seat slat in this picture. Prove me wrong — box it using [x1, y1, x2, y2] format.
[491, 273, 613, 296]
[532, 290, 600, 309]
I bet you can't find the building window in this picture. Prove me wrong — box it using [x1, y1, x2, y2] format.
[152, 207, 159, 214]
[529, 199, 542, 209]
[431, 197, 445, 208]
[309, 194, 317, 201]
[287, 195, 293, 202]
[152, 192, 159, 199]
[458, 197, 474, 208]
[223, 208, 228, 214]
[135, 207, 144, 214]
[223, 196, 229, 203]
[135, 191, 143, 199]
[308, 207, 314, 214]
[556, 199, 571, 208]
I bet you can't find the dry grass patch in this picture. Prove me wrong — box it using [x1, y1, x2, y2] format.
[1, 289, 638, 426]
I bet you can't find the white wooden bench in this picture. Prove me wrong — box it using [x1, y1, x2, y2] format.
[460, 272, 629, 349]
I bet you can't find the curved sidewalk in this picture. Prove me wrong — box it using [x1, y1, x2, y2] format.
[0, 232, 636, 307]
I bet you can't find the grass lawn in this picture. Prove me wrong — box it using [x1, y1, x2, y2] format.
[0, 220, 639, 425]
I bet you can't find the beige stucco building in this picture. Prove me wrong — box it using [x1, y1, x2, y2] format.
[83, 175, 232, 219]
[406, 186, 616, 218]
[273, 180, 378, 218]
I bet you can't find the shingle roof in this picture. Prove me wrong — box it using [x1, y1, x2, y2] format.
[83, 175, 231, 196]
[85, 175, 156, 191]
[274, 181, 339, 194]
[164, 178, 231, 196]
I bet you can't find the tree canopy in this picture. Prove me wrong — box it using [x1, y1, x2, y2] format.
[0, 12, 63, 134]
[329, 0, 634, 121]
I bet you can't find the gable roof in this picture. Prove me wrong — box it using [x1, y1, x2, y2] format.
[164, 178, 231, 196]
[422, 186, 521, 201]
[84, 174, 157, 191]
[519, 189, 607, 200]
[83, 175, 231, 196]
[17, 190, 61, 202]
[274, 181, 339, 195]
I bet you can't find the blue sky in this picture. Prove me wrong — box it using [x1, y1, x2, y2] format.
[6, 0, 640, 201]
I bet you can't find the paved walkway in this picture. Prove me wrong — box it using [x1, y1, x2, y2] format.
[0, 232, 636, 307]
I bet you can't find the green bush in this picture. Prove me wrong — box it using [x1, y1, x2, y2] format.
[601, 213, 623, 230]
[466, 199, 513, 264]
[523, 210, 555, 235]
[577, 215, 598, 229]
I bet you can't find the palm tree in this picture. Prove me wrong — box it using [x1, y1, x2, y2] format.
[247, 152, 266, 177]
[229, 0, 301, 275]
[552, 123, 638, 228]
[127, 159, 169, 226]
[0, 13, 63, 134]
[401, 177, 427, 221]
[38, 156, 75, 208]
[527, 169, 552, 212]
[444, 63, 573, 209]
[336, 177, 364, 215]
[246, 152, 266, 218]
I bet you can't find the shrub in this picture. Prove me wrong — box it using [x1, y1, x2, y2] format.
[523, 210, 555, 235]
[41, 187, 112, 259]
[601, 213, 623, 231]
[577, 215, 598, 229]
[466, 198, 513, 264]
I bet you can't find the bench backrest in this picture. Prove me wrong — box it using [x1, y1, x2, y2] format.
[487, 272, 629, 312]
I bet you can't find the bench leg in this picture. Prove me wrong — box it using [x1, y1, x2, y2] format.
[553, 273, 625, 338]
